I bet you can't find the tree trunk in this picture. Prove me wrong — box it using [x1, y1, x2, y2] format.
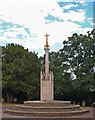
[10, 94, 13, 103]
[6, 93, 10, 103]
[6, 93, 13, 103]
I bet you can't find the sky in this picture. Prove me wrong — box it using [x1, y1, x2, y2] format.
[0, 0, 93, 56]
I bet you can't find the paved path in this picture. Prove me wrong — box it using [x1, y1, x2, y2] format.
[1, 105, 95, 120]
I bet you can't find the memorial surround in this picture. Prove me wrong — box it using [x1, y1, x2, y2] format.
[5, 34, 90, 117]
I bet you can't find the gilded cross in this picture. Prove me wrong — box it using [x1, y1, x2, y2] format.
[44, 33, 50, 48]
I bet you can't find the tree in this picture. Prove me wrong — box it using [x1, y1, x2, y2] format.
[58, 29, 94, 104]
[2, 44, 40, 103]
[48, 29, 94, 105]
[2, 29, 94, 105]
[49, 51, 73, 100]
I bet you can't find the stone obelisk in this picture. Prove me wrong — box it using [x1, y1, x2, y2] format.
[40, 33, 54, 102]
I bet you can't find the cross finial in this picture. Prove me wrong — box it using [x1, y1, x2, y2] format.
[44, 33, 50, 49]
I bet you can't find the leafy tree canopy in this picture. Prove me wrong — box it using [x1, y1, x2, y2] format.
[2, 44, 40, 102]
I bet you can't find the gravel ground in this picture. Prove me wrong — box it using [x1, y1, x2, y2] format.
[1, 105, 95, 120]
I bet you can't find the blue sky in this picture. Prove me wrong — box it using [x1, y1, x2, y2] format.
[0, 0, 93, 56]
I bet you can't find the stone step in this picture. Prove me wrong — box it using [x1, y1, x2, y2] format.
[24, 101, 71, 107]
[5, 108, 89, 117]
[13, 104, 80, 112]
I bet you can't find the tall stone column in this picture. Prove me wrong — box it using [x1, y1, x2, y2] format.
[40, 33, 54, 102]
[44, 33, 49, 79]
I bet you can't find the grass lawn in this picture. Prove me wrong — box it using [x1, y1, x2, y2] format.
[2, 103, 17, 107]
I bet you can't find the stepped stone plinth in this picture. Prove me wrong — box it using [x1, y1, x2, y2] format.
[24, 101, 71, 106]
[4, 33, 90, 117]
[5, 101, 89, 117]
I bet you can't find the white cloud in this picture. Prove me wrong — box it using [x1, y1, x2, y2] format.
[56, 0, 94, 3]
[93, 23, 95, 27]
[4, 28, 29, 38]
[56, 0, 89, 3]
[86, 17, 93, 26]
[62, 4, 78, 10]
[62, 10, 86, 22]
[0, 0, 93, 56]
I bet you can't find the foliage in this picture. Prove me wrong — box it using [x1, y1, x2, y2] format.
[48, 29, 94, 104]
[2, 29, 94, 105]
[2, 44, 40, 102]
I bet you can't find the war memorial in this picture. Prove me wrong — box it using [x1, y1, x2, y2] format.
[5, 34, 90, 117]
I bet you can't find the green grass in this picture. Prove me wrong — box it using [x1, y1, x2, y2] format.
[2, 103, 16, 106]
